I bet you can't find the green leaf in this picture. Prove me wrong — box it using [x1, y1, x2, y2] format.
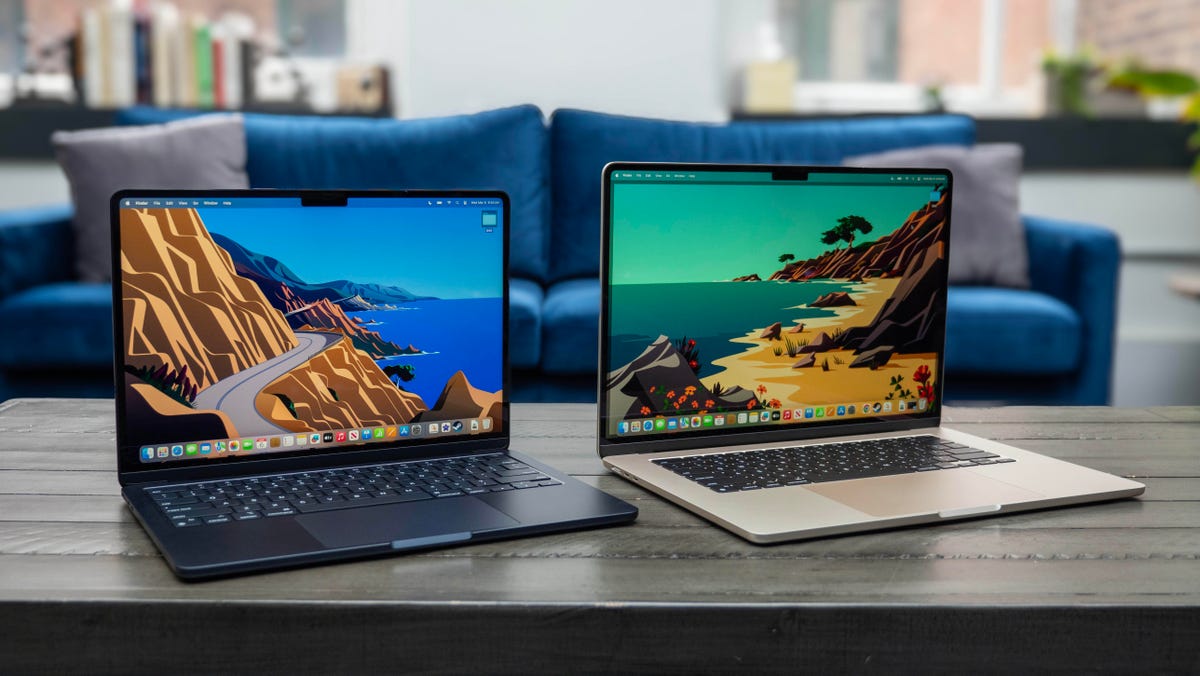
[1183, 93, 1200, 122]
[1108, 67, 1199, 97]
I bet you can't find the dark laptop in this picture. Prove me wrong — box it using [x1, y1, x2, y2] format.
[112, 189, 635, 579]
[597, 163, 1141, 543]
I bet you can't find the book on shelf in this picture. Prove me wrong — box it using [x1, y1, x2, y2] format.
[192, 17, 213, 108]
[75, 1, 256, 111]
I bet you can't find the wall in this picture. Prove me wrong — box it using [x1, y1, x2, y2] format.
[358, 0, 735, 122]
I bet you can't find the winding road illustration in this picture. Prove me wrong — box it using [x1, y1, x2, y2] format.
[193, 331, 343, 434]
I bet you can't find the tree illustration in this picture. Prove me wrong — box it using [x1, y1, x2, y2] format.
[778, 253, 795, 264]
[820, 215, 873, 250]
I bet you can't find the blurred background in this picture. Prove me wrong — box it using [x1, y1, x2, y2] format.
[0, 0, 1198, 405]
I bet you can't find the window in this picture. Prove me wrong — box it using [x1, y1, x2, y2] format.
[776, 0, 1056, 115]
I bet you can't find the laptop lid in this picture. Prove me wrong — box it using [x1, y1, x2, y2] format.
[598, 163, 952, 458]
[112, 190, 509, 485]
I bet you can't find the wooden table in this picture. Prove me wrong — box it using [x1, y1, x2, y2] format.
[1, 399, 1197, 673]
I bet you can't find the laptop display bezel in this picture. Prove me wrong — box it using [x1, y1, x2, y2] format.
[597, 162, 952, 459]
[111, 189, 511, 485]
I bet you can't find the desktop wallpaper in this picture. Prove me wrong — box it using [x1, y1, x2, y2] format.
[605, 177, 948, 434]
[119, 203, 503, 450]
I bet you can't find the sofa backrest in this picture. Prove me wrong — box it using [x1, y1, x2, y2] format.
[117, 105, 552, 282]
[547, 109, 976, 283]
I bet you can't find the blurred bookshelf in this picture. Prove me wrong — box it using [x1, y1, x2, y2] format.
[0, 0, 393, 158]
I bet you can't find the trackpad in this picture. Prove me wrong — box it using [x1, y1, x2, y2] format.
[297, 498, 519, 549]
[808, 471, 1044, 517]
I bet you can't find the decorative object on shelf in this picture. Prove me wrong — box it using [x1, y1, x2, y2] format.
[1041, 51, 1095, 116]
[920, 80, 946, 114]
[741, 21, 797, 113]
[4, 15, 75, 106]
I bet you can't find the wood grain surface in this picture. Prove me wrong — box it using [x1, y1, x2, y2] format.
[0, 398, 1197, 674]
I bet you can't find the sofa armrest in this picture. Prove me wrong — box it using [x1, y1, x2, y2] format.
[1023, 214, 1120, 404]
[0, 205, 75, 301]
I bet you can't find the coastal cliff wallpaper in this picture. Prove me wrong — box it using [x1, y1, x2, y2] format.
[120, 205, 503, 449]
[606, 180, 947, 431]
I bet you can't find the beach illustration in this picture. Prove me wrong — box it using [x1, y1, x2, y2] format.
[606, 181, 947, 426]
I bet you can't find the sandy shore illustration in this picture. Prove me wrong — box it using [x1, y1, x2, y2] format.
[705, 278, 936, 408]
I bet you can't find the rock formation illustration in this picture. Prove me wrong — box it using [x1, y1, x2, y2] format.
[412, 370, 503, 429]
[607, 336, 756, 420]
[254, 337, 427, 432]
[121, 208, 298, 390]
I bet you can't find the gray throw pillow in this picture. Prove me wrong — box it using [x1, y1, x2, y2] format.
[843, 143, 1029, 288]
[53, 115, 249, 282]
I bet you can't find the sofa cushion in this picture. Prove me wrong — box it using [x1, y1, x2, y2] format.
[118, 105, 553, 283]
[52, 115, 249, 283]
[549, 109, 976, 282]
[845, 144, 1029, 288]
[509, 278, 543, 370]
[945, 287, 1081, 375]
[0, 282, 114, 368]
[541, 278, 600, 375]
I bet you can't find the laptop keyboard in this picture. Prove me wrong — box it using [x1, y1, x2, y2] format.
[146, 453, 561, 527]
[652, 435, 1014, 493]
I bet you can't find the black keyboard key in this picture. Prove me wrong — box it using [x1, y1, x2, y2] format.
[150, 454, 554, 526]
[497, 473, 550, 484]
[293, 489, 432, 514]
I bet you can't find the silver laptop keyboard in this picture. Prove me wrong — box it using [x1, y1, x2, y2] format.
[146, 453, 561, 527]
[652, 435, 1014, 493]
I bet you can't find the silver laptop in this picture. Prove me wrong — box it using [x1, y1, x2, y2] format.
[596, 163, 1143, 543]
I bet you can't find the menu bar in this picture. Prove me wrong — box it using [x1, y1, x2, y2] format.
[610, 170, 944, 186]
[119, 197, 503, 209]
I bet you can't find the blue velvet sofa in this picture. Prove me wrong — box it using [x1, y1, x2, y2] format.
[0, 106, 1119, 404]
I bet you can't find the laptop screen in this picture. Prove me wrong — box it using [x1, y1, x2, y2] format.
[114, 192, 506, 466]
[601, 165, 950, 444]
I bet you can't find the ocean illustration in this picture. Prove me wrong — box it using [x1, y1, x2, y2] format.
[120, 205, 503, 448]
